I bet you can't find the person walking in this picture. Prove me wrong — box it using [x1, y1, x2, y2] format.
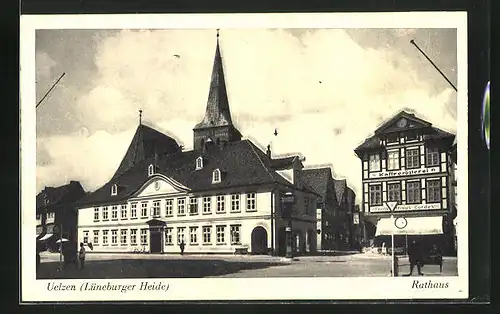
[407, 240, 424, 276]
[179, 240, 185, 256]
[78, 242, 86, 270]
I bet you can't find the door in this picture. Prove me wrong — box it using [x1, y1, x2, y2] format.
[277, 227, 286, 256]
[251, 226, 268, 255]
[149, 228, 162, 253]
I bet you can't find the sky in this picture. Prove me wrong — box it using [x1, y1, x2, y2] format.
[35, 28, 458, 204]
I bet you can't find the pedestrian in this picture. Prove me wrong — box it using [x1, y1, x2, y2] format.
[179, 240, 185, 255]
[407, 240, 424, 276]
[78, 242, 86, 270]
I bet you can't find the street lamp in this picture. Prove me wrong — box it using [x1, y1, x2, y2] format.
[281, 192, 295, 259]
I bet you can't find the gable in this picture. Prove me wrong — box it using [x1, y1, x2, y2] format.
[134, 175, 190, 197]
[375, 111, 432, 135]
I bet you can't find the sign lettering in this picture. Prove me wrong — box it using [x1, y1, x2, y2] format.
[394, 203, 441, 211]
[369, 205, 390, 213]
[369, 167, 440, 179]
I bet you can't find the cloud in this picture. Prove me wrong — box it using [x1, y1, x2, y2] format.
[36, 29, 457, 204]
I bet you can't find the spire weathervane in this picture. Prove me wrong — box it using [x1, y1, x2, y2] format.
[139, 109, 143, 125]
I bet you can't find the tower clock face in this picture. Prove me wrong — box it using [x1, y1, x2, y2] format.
[397, 118, 407, 128]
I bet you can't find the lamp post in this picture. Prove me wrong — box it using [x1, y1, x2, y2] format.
[281, 192, 295, 259]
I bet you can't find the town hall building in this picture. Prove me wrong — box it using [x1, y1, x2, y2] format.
[76, 31, 319, 256]
[354, 110, 457, 255]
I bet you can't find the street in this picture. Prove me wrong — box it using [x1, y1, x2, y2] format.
[37, 251, 458, 279]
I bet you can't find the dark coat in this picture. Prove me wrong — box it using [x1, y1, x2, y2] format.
[408, 241, 423, 263]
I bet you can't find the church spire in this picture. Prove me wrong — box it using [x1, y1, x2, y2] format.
[193, 29, 242, 152]
[194, 29, 233, 129]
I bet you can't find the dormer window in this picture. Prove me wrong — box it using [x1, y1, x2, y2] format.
[111, 184, 118, 196]
[406, 131, 418, 141]
[212, 169, 221, 184]
[196, 157, 203, 170]
[148, 164, 154, 176]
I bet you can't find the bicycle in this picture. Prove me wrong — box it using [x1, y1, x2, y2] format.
[133, 246, 147, 254]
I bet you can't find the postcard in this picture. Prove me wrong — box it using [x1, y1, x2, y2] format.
[20, 12, 468, 302]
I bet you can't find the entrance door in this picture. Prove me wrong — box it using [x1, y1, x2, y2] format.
[251, 226, 268, 254]
[277, 227, 286, 256]
[149, 228, 162, 253]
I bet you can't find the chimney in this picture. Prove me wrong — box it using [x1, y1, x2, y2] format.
[266, 144, 271, 158]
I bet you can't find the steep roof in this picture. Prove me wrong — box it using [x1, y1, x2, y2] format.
[354, 110, 455, 155]
[194, 35, 235, 130]
[36, 181, 86, 214]
[301, 168, 332, 199]
[112, 124, 181, 180]
[77, 138, 317, 207]
[334, 179, 347, 206]
[345, 187, 355, 210]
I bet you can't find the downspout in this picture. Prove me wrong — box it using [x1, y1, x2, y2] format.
[270, 185, 278, 256]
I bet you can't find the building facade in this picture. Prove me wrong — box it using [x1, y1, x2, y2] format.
[354, 111, 456, 255]
[76, 33, 318, 256]
[36, 181, 86, 251]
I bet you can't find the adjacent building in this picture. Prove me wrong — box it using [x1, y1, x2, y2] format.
[36, 181, 86, 251]
[354, 110, 456, 255]
[75, 33, 319, 256]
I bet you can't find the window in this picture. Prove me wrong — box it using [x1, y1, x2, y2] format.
[111, 230, 118, 245]
[140, 229, 148, 245]
[369, 185, 382, 206]
[141, 202, 148, 218]
[406, 181, 421, 204]
[152, 200, 160, 217]
[369, 154, 381, 172]
[203, 197, 211, 214]
[130, 229, 137, 245]
[131, 203, 137, 218]
[148, 164, 154, 176]
[190, 227, 198, 244]
[189, 198, 198, 215]
[426, 147, 440, 167]
[405, 148, 420, 169]
[230, 225, 241, 245]
[387, 133, 399, 144]
[212, 169, 221, 183]
[165, 228, 173, 245]
[94, 207, 99, 221]
[111, 205, 118, 220]
[427, 180, 441, 203]
[102, 206, 109, 220]
[165, 199, 173, 216]
[387, 151, 400, 170]
[102, 230, 109, 245]
[203, 226, 212, 244]
[231, 194, 240, 212]
[121, 204, 127, 219]
[111, 184, 117, 196]
[196, 157, 203, 170]
[406, 131, 418, 141]
[48, 212, 55, 219]
[216, 225, 226, 244]
[177, 227, 186, 244]
[177, 198, 186, 216]
[120, 229, 127, 245]
[304, 197, 310, 214]
[216, 195, 226, 213]
[387, 183, 401, 204]
[93, 230, 99, 245]
[246, 193, 256, 211]
[83, 231, 89, 244]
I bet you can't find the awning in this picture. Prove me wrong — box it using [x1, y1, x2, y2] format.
[375, 216, 443, 236]
[38, 233, 53, 241]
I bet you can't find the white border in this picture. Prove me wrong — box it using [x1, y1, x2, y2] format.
[20, 12, 468, 302]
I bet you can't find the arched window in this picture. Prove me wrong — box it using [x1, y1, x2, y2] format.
[212, 169, 221, 183]
[196, 157, 203, 170]
[148, 164, 154, 176]
[111, 184, 118, 196]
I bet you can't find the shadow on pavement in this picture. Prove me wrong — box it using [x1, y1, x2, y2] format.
[37, 259, 286, 279]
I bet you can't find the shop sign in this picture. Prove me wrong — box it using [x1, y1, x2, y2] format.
[369, 167, 440, 179]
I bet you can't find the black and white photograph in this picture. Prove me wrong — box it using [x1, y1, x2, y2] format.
[21, 12, 469, 301]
